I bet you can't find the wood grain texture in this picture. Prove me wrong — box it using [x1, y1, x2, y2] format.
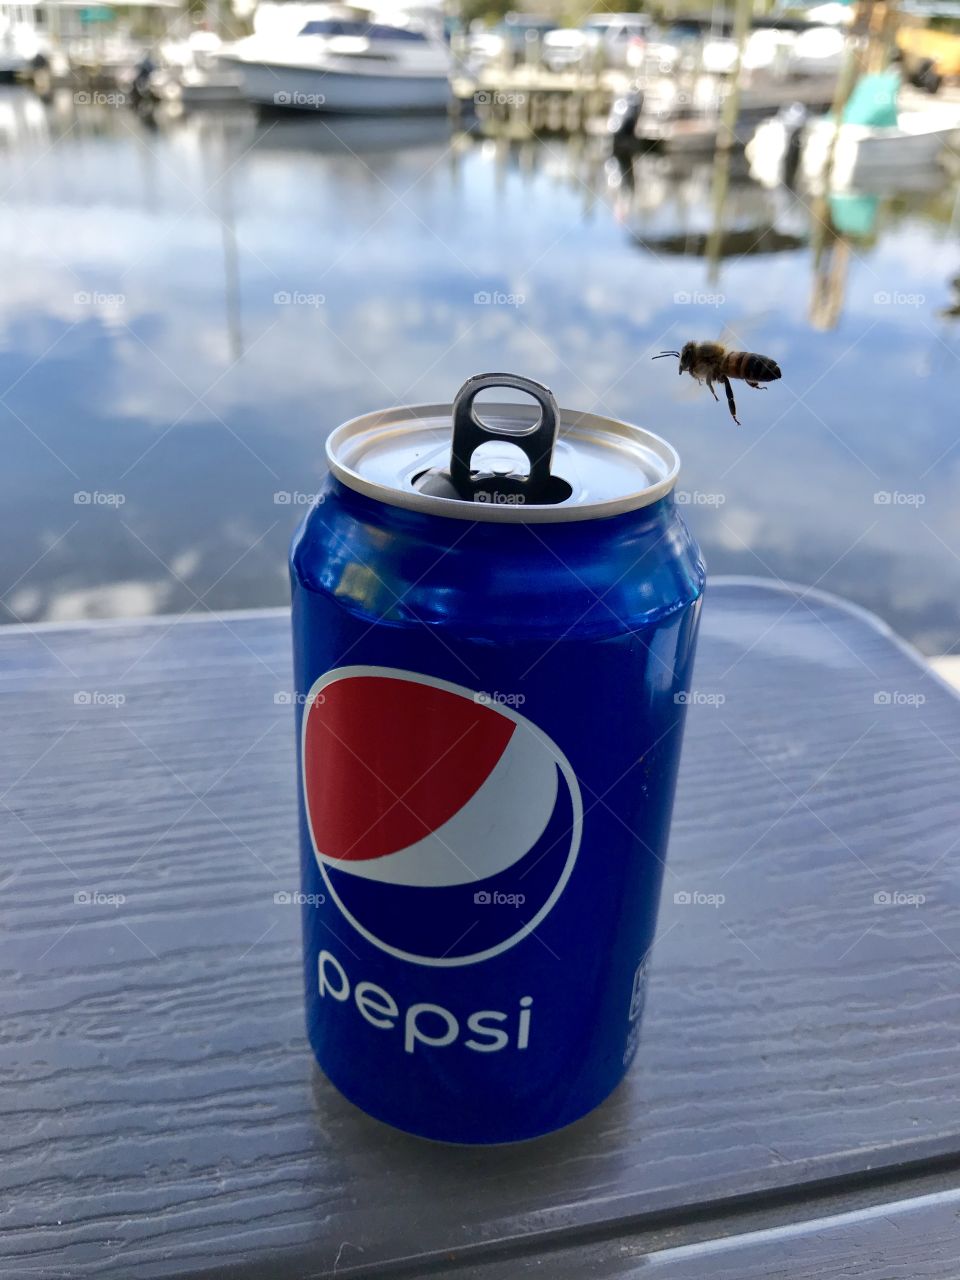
[1, 580, 959, 1279]
[449, 1182, 960, 1279]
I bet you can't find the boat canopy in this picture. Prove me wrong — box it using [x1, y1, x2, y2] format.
[298, 18, 428, 39]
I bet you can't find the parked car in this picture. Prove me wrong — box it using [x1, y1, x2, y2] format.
[499, 15, 556, 63]
[581, 13, 653, 68]
[465, 15, 555, 69]
[630, 21, 700, 73]
[541, 27, 596, 71]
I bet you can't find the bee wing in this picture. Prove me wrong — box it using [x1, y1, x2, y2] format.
[717, 312, 777, 353]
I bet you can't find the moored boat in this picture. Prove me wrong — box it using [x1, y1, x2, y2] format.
[219, 7, 452, 113]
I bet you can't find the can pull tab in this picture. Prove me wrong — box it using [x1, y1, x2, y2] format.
[447, 373, 568, 505]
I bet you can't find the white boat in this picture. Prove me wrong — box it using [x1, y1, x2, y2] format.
[0, 0, 46, 77]
[219, 8, 452, 113]
[749, 104, 960, 190]
[801, 107, 960, 187]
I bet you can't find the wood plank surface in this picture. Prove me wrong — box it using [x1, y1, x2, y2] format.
[451, 1182, 960, 1279]
[1, 579, 958, 1278]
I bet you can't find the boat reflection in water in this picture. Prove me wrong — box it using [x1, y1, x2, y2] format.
[606, 150, 809, 260]
[243, 111, 454, 155]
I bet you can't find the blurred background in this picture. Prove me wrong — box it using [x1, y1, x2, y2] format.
[1, 0, 959, 654]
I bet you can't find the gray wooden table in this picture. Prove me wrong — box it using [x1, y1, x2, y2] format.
[3, 579, 960, 1279]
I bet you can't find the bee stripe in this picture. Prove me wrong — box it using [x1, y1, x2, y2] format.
[741, 353, 780, 382]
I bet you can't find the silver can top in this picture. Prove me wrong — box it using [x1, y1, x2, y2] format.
[325, 373, 680, 524]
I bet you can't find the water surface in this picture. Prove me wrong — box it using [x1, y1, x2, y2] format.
[1, 88, 959, 652]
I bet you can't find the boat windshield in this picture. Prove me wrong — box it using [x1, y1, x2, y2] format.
[298, 20, 429, 41]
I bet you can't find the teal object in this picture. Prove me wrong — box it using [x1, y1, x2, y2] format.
[829, 192, 880, 237]
[842, 71, 900, 127]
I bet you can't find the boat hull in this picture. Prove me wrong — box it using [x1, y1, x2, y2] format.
[802, 113, 960, 189]
[224, 58, 451, 113]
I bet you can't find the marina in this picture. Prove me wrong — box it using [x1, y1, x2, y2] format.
[2, 0, 960, 651]
[1, 81, 960, 650]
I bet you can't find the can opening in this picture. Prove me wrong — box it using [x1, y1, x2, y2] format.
[412, 374, 573, 507]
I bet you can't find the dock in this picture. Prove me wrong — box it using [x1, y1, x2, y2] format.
[452, 66, 630, 136]
[453, 61, 840, 148]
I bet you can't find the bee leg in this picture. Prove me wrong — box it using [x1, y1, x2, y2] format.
[706, 380, 719, 402]
[746, 380, 766, 390]
[722, 376, 741, 425]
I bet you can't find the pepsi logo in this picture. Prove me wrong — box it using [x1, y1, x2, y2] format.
[301, 666, 582, 966]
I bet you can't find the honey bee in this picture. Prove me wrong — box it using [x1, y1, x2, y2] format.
[653, 341, 781, 425]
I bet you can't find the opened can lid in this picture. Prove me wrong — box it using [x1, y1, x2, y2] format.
[325, 375, 680, 524]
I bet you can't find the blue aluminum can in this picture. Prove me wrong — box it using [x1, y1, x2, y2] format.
[290, 373, 704, 1144]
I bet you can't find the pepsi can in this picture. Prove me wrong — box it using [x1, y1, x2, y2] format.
[290, 373, 704, 1143]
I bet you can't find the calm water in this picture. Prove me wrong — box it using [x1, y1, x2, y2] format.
[2, 87, 960, 652]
